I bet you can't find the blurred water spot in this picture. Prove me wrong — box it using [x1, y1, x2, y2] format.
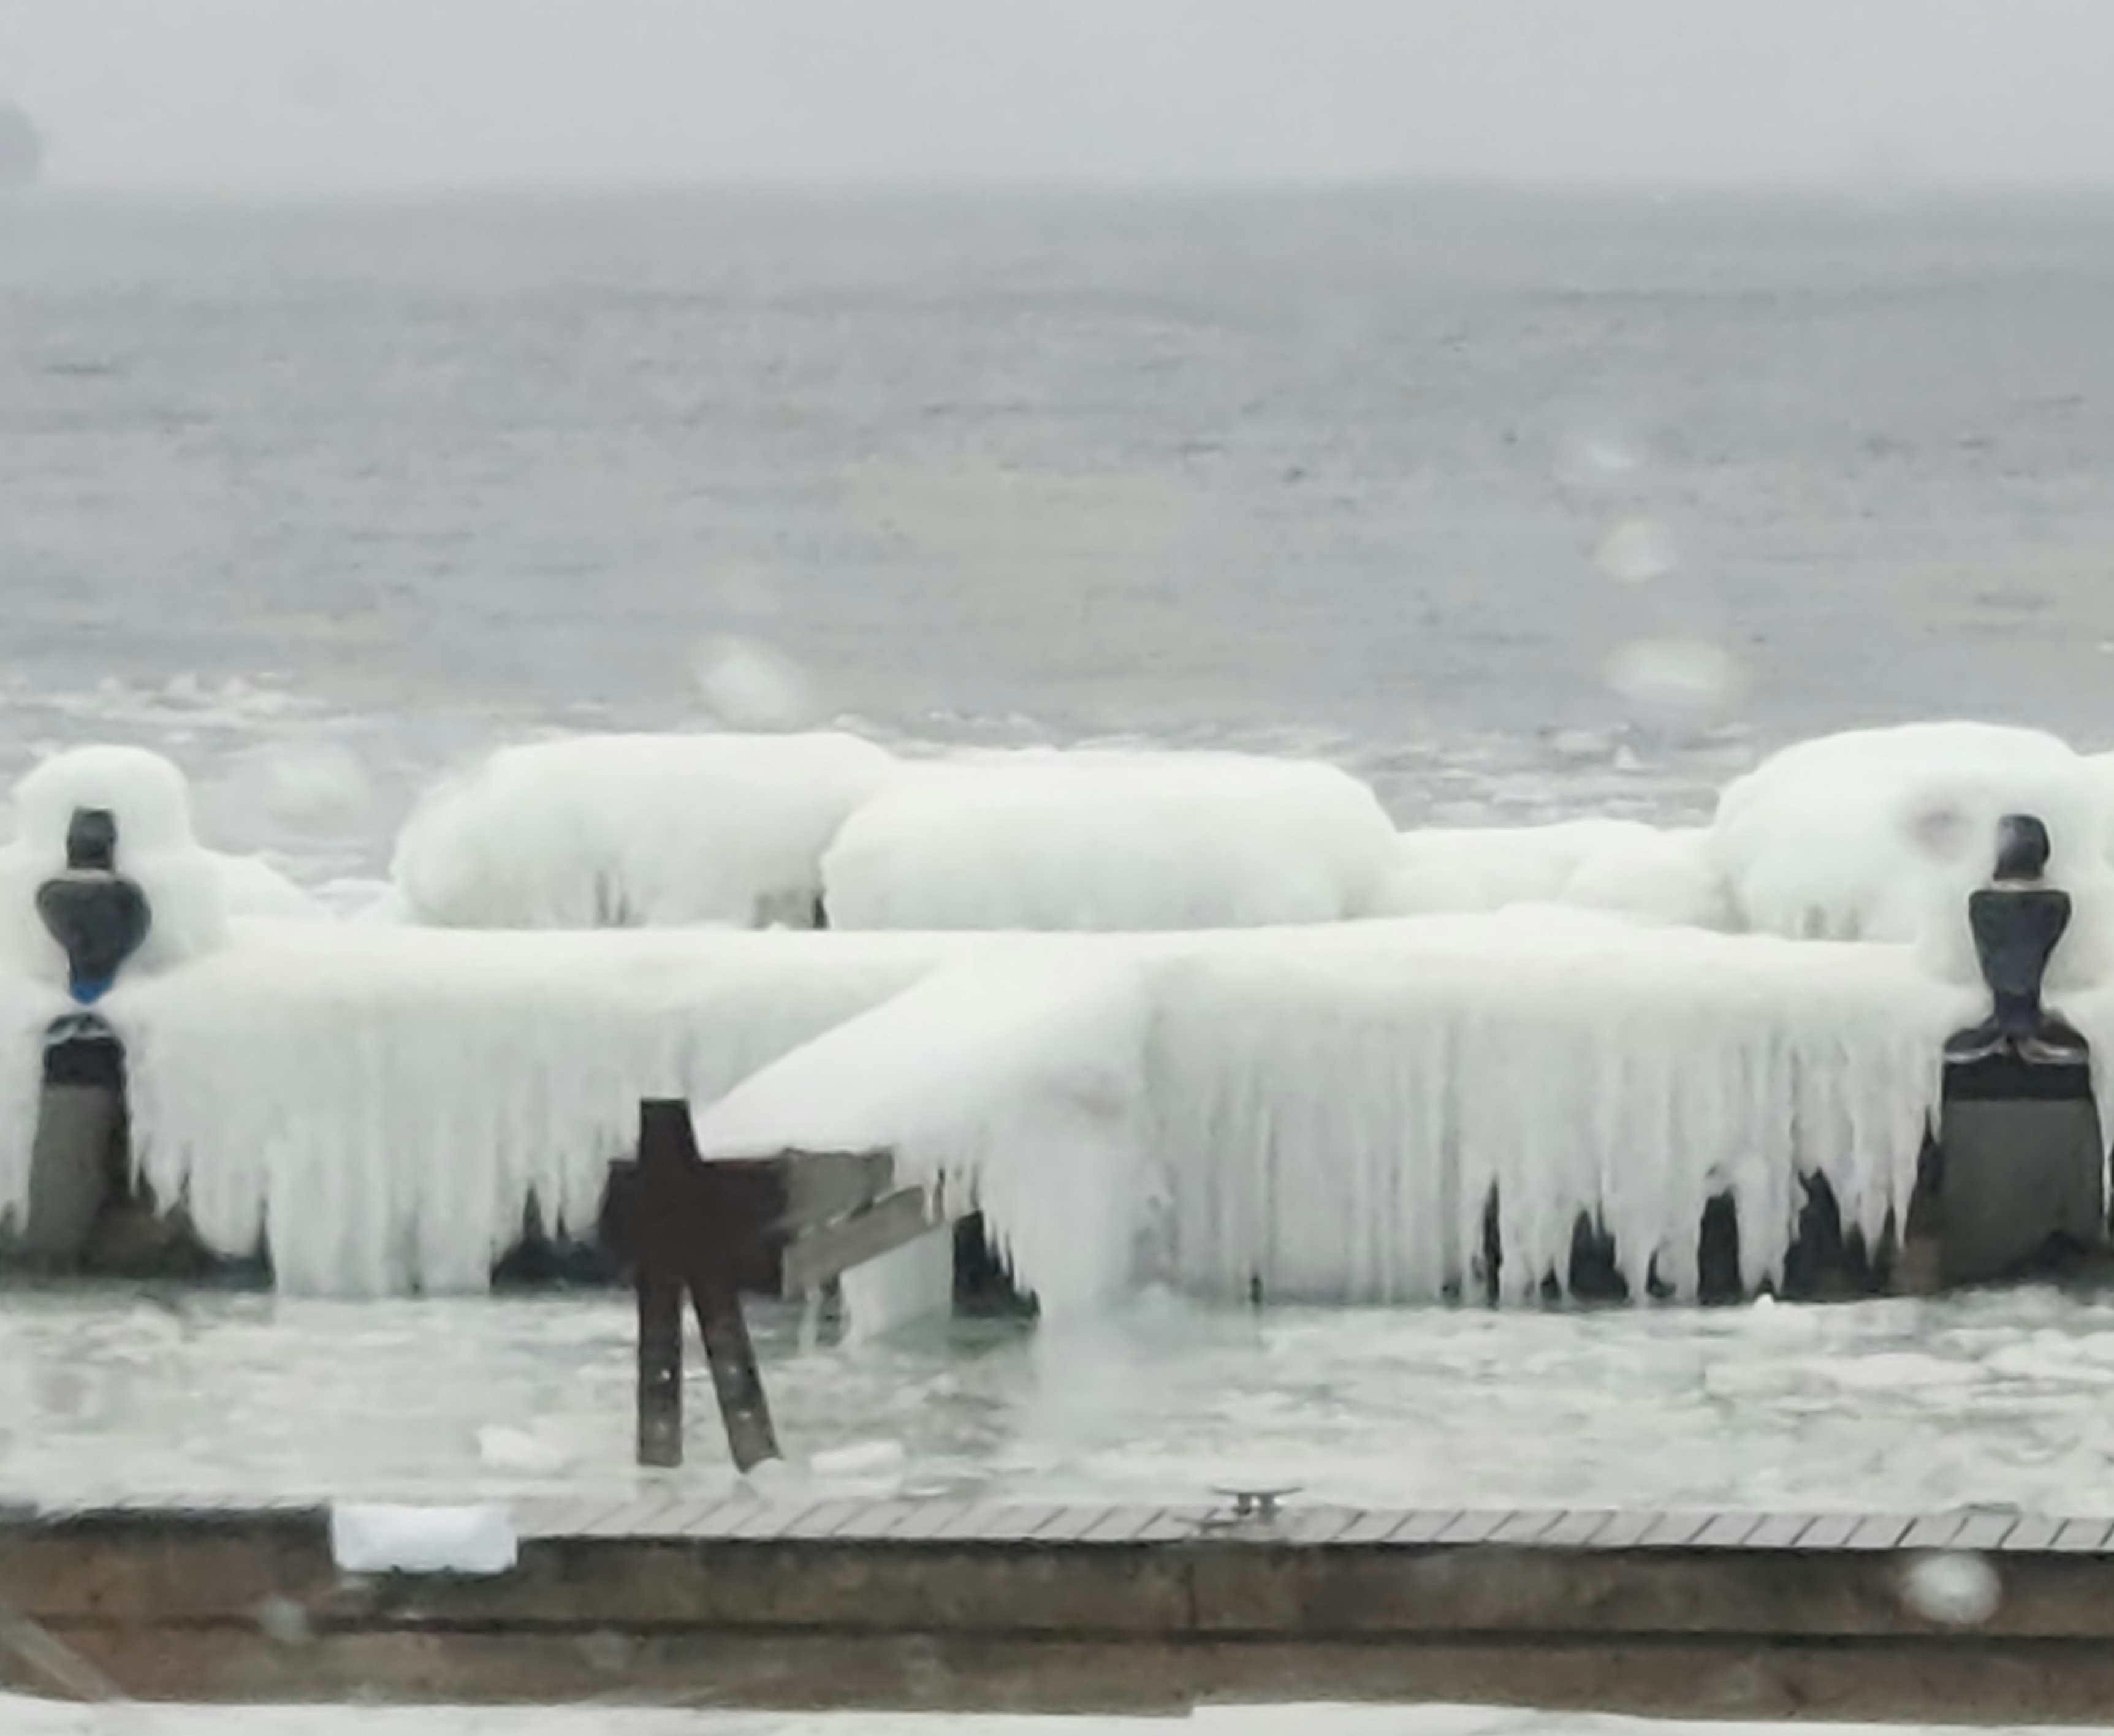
[1595, 518, 1677, 585]
[1604, 639, 1746, 715]
[1898, 1550, 2002, 1626]
[692, 637, 817, 729]
[1559, 435, 1644, 488]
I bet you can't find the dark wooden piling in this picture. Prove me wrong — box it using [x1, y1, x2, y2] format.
[606, 1101, 781, 1473]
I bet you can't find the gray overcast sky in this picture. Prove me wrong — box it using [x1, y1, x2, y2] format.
[5, 0, 2114, 192]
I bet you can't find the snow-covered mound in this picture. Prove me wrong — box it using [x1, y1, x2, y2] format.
[1561, 826, 1729, 928]
[701, 947, 1152, 1316]
[1708, 722, 2114, 984]
[821, 751, 1397, 931]
[391, 732, 899, 930]
[708, 914, 1966, 1311]
[1371, 819, 1728, 928]
[210, 851, 328, 920]
[56, 906, 1978, 1306]
[0, 745, 232, 985]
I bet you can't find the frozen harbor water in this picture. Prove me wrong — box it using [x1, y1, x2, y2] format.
[9, 1284, 2114, 1518]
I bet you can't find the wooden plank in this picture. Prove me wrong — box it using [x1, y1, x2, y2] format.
[823, 1501, 924, 1541]
[778, 1150, 895, 1234]
[1033, 1507, 1121, 1545]
[576, 1494, 682, 1538]
[1691, 1514, 1764, 1549]
[715, 1500, 822, 1541]
[1743, 1515, 1816, 1549]
[1843, 1515, 1914, 1552]
[1793, 1515, 1859, 1550]
[922, 1502, 1013, 1541]
[512, 1497, 615, 1540]
[670, 1498, 755, 1537]
[887, 1502, 987, 1542]
[1434, 1511, 1507, 1547]
[1899, 1514, 1970, 1552]
[1335, 1510, 1413, 1545]
[1079, 1507, 1166, 1545]
[1638, 1513, 1714, 1548]
[963, 1504, 1068, 1544]
[2050, 1519, 2114, 1554]
[2002, 1516, 2066, 1552]
[1487, 1510, 1562, 1547]
[775, 1499, 870, 1540]
[1537, 1510, 1615, 1548]
[1282, 1507, 1362, 1545]
[1589, 1512, 1661, 1550]
[1132, 1507, 1215, 1544]
[1386, 1510, 1464, 1546]
[781, 1188, 942, 1298]
[1950, 1512, 2020, 1552]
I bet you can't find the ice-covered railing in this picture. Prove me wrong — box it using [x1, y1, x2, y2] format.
[389, 735, 1401, 933]
[380, 721, 2114, 946]
[700, 916, 1974, 1312]
[0, 910, 1969, 1303]
[0, 724, 2107, 1306]
[392, 732, 898, 930]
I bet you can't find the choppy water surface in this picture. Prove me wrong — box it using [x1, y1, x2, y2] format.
[9, 188, 2114, 879]
[2, 1283, 2114, 1516]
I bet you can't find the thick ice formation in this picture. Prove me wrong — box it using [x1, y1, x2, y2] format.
[822, 750, 1397, 930]
[85, 912, 1968, 1306]
[0, 722, 2095, 1310]
[700, 947, 1153, 1316]
[210, 850, 329, 920]
[107, 923, 956, 1293]
[0, 745, 232, 987]
[390, 732, 900, 930]
[709, 914, 1962, 1309]
[1149, 914, 1969, 1305]
[1371, 818, 1728, 927]
[1372, 819, 1659, 915]
[1708, 722, 2114, 985]
[329, 1502, 517, 1575]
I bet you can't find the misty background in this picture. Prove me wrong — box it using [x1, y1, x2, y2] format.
[6, 0, 2114, 193]
[6, 1, 2114, 881]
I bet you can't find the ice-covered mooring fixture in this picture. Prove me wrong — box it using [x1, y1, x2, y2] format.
[1923, 811, 2104, 1289]
[34, 806, 151, 1005]
[1945, 813, 2087, 1066]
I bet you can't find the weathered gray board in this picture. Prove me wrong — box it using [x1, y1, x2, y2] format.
[5, 1498, 2114, 1718]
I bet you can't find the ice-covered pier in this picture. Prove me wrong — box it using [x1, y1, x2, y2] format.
[1, 721, 2113, 1316]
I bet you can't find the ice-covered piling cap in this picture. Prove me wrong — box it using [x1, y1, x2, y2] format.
[1993, 813, 2051, 884]
[0, 746, 227, 979]
[13, 745, 198, 862]
[64, 807, 117, 873]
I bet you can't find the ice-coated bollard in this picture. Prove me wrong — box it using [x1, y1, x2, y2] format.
[34, 806, 150, 1005]
[18, 809, 151, 1268]
[1927, 813, 2104, 1286]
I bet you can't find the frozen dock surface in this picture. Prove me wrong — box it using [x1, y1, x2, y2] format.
[7, 1494, 2114, 1719]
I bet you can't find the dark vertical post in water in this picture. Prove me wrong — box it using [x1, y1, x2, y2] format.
[634, 1252, 685, 1470]
[1928, 814, 2105, 1285]
[610, 1100, 781, 1473]
[25, 808, 152, 1270]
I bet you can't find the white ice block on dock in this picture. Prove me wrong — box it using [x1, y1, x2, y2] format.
[329, 1502, 518, 1575]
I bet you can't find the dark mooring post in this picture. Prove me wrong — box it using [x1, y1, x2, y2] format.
[606, 1100, 781, 1472]
[1928, 814, 2104, 1286]
[23, 808, 151, 1270]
